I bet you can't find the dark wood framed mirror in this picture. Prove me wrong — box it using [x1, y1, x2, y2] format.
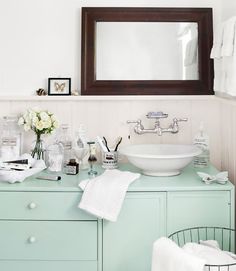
[81, 7, 213, 95]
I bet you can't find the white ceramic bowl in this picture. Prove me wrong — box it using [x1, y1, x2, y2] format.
[119, 144, 202, 176]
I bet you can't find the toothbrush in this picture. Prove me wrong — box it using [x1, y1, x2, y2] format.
[114, 137, 122, 151]
[103, 136, 110, 152]
[96, 136, 109, 152]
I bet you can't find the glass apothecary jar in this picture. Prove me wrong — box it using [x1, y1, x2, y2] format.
[0, 116, 22, 161]
[45, 142, 64, 172]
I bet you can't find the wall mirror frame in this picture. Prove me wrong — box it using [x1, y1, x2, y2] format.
[81, 7, 213, 95]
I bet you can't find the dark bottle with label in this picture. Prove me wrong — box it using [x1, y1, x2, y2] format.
[65, 159, 79, 175]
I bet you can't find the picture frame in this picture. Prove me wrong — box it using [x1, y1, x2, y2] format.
[48, 78, 71, 96]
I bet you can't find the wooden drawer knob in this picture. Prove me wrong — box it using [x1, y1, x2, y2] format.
[28, 202, 37, 209]
[28, 236, 36, 244]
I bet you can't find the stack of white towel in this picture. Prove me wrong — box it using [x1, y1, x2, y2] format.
[152, 237, 236, 271]
[211, 16, 236, 96]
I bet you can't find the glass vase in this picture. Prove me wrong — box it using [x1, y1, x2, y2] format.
[31, 134, 45, 160]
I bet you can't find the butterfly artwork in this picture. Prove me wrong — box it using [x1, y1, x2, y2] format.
[54, 82, 66, 93]
[48, 78, 71, 96]
[197, 171, 228, 185]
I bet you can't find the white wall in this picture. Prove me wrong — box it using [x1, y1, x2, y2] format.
[0, 0, 221, 95]
[221, 0, 236, 20]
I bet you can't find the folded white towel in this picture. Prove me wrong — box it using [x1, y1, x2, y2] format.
[78, 169, 140, 222]
[221, 16, 236, 57]
[183, 243, 236, 270]
[200, 239, 236, 261]
[151, 237, 206, 271]
[210, 23, 224, 59]
[0, 154, 46, 183]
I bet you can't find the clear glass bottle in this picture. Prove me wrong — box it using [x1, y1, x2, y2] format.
[56, 124, 73, 166]
[0, 116, 22, 161]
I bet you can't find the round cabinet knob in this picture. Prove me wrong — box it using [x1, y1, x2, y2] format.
[28, 236, 36, 244]
[28, 202, 37, 209]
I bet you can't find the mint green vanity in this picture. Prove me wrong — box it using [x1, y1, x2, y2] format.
[0, 164, 234, 271]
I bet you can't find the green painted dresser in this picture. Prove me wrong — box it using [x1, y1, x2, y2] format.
[0, 164, 234, 271]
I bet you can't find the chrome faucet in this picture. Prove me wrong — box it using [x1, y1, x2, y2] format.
[127, 112, 188, 136]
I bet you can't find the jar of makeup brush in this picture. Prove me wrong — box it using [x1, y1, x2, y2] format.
[102, 151, 118, 169]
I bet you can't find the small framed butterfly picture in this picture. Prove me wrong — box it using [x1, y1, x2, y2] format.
[48, 78, 71, 96]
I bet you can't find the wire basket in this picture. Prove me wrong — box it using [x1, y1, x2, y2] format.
[168, 227, 236, 271]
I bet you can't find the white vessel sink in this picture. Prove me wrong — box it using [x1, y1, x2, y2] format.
[119, 144, 202, 177]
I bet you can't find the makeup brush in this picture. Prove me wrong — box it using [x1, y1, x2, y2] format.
[114, 137, 122, 151]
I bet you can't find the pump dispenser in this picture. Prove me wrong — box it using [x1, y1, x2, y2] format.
[193, 122, 210, 168]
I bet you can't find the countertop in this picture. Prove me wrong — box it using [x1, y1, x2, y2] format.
[0, 163, 233, 192]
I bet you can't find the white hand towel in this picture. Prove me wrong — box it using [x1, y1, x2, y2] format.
[221, 16, 236, 57]
[210, 23, 224, 59]
[224, 27, 236, 96]
[151, 237, 206, 271]
[78, 169, 140, 222]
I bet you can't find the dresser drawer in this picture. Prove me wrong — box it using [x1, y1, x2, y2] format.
[0, 221, 97, 261]
[0, 260, 97, 271]
[0, 191, 96, 220]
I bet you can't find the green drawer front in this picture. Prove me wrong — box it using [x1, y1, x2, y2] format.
[0, 261, 97, 271]
[0, 191, 96, 220]
[0, 221, 97, 261]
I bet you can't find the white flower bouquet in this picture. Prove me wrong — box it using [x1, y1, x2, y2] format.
[18, 108, 59, 159]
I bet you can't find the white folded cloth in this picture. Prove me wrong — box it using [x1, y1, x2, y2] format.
[221, 16, 236, 57]
[225, 36, 236, 96]
[0, 154, 46, 183]
[200, 239, 236, 261]
[210, 23, 224, 59]
[151, 237, 206, 271]
[78, 169, 140, 222]
[183, 242, 236, 270]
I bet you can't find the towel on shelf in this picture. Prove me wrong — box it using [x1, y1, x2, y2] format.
[210, 23, 224, 59]
[151, 237, 206, 271]
[78, 169, 140, 222]
[0, 154, 46, 183]
[221, 16, 236, 57]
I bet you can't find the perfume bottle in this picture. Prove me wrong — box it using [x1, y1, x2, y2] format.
[87, 141, 97, 176]
[56, 124, 73, 166]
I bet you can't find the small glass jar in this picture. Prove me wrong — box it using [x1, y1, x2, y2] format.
[45, 142, 64, 172]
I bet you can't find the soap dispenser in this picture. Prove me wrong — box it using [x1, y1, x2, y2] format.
[193, 122, 210, 168]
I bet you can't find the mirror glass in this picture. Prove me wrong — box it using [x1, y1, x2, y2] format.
[96, 22, 199, 81]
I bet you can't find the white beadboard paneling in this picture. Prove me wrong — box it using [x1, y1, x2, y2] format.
[220, 99, 236, 186]
[0, 96, 224, 174]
